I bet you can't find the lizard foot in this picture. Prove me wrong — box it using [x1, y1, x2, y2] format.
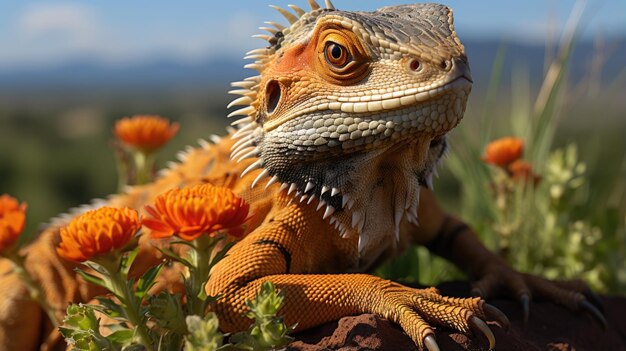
[376, 284, 504, 351]
[471, 264, 606, 328]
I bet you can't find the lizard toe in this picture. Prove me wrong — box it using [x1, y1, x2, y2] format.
[380, 286, 498, 350]
[579, 299, 608, 330]
[472, 267, 608, 330]
[550, 278, 605, 312]
[523, 274, 607, 328]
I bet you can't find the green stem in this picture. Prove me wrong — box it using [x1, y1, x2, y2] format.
[100, 258, 155, 351]
[10, 254, 61, 327]
[187, 235, 214, 317]
[115, 149, 130, 192]
[133, 150, 155, 185]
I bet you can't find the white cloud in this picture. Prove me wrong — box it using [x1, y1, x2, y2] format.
[156, 12, 261, 63]
[0, 4, 310, 68]
[227, 12, 261, 43]
[19, 3, 94, 34]
[0, 3, 104, 67]
[18, 3, 97, 44]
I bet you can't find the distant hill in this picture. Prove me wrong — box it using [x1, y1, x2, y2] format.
[0, 57, 247, 91]
[465, 39, 626, 89]
[0, 38, 624, 93]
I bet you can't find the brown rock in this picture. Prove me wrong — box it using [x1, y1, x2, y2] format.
[289, 282, 626, 351]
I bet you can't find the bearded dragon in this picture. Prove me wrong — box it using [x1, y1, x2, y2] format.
[0, 1, 604, 350]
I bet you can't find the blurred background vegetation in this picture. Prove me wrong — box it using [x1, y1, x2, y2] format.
[0, 1, 624, 293]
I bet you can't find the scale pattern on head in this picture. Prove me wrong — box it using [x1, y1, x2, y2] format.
[227, 0, 472, 256]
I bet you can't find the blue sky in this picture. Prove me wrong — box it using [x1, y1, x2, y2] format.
[0, 0, 624, 69]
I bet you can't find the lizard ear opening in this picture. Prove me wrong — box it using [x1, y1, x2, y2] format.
[265, 80, 281, 115]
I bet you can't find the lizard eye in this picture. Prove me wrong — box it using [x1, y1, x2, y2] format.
[324, 41, 350, 68]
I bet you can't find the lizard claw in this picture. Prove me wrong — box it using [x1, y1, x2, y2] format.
[483, 303, 510, 330]
[469, 316, 495, 350]
[580, 299, 608, 330]
[519, 293, 530, 325]
[584, 289, 605, 312]
[423, 335, 440, 351]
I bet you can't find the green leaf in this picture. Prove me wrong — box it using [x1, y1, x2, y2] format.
[184, 314, 224, 351]
[156, 246, 194, 269]
[62, 304, 100, 331]
[246, 282, 284, 318]
[75, 269, 108, 290]
[60, 304, 119, 351]
[92, 297, 125, 320]
[228, 282, 294, 350]
[120, 248, 140, 276]
[135, 263, 164, 300]
[170, 239, 197, 249]
[84, 261, 109, 275]
[227, 332, 255, 350]
[147, 291, 187, 334]
[107, 329, 135, 346]
[204, 294, 221, 304]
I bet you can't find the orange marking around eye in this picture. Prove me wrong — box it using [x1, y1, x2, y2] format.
[260, 23, 371, 132]
[267, 43, 314, 77]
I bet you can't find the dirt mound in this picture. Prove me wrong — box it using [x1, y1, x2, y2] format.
[289, 282, 626, 351]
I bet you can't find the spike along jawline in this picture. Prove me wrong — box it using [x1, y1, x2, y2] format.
[258, 25, 279, 35]
[232, 144, 257, 162]
[240, 159, 264, 178]
[235, 148, 260, 163]
[227, 97, 253, 108]
[251, 169, 271, 188]
[230, 117, 253, 127]
[225, 0, 344, 226]
[264, 21, 286, 31]
[230, 138, 255, 157]
[227, 0, 340, 149]
[232, 123, 258, 139]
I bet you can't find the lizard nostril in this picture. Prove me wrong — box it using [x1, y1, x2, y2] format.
[265, 80, 281, 115]
[440, 60, 451, 71]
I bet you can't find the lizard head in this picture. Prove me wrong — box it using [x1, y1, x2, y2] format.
[228, 1, 472, 257]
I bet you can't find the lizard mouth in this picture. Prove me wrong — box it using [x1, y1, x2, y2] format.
[262, 74, 472, 134]
[323, 75, 472, 115]
[308, 57, 472, 116]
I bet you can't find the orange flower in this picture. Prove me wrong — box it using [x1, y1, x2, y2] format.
[143, 184, 250, 241]
[0, 194, 27, 252]
[57, 207, 140, 262]
[114, 115, 179, 152]
[508, 160, 541, 185]
[482, 137, 524, 167]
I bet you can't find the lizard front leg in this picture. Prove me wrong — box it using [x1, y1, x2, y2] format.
[207, 206, 498, 350]
[414, 189, 606, 326]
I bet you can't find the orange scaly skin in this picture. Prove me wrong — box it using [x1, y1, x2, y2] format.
[0, 2, 603, 350]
